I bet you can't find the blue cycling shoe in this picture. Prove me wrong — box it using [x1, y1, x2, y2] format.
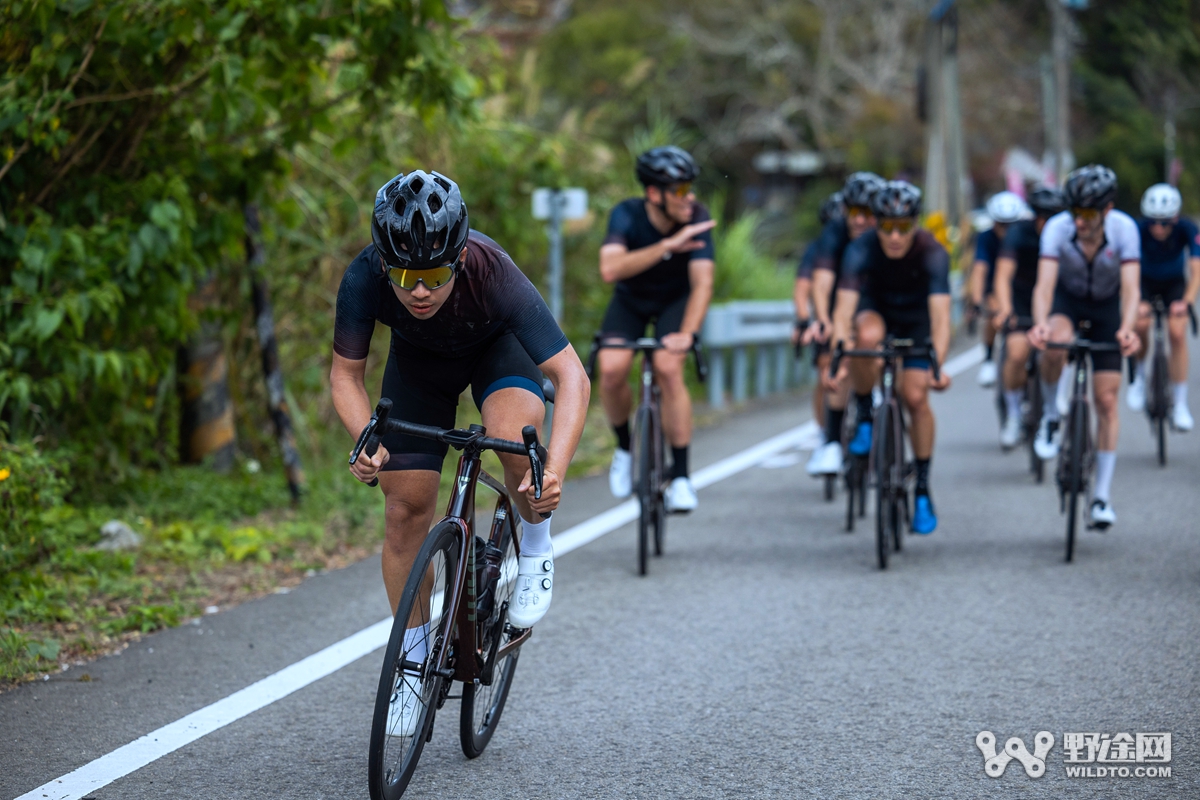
[911, 494, 937, 534]
[848, 421, 873, 456]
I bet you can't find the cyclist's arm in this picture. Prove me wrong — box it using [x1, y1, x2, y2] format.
[831, 287, 859, 348]
[969, 259, 988, 305]
[1032, 257, 1058, 326]
[679, 258, 715, 340]
[812, 269, 836, 327]
[793, 276, 811, 321]
[993, 256, 1016, 317]
[330, 352, 373, 442]
[1119, 260, 1140, 333]
[537, 345, 591, 479]
[599, 241, 670, 283]
[1186, 256, 1200, 306]
[929, 293, 952, 365]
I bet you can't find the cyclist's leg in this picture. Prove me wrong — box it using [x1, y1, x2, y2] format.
[1088, 297, 1123, 518]
[1162, 278, 1189, 385]
[377, 346, 459, 616]
[651, 294, 693, 476]
[597, 293, 645, 446]
[848, 309, 885, 455]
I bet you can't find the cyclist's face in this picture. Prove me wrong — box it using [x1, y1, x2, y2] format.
[1148, 217, 1177, 242]
[384, 253, 460, 319]
[1072, 203, 1111, 238]
[876, 218, 917, 258]
[651, 184, 695, 224]
[846, 207, 875, 239]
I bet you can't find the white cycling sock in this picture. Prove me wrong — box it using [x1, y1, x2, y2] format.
[402, 622, 430, 666]
[1173, 382, 1188, 407]
[1135, 359, 1146, 381]
[1005, 390, 1023, 421]
[519, 514, 553, 557]
[1094, 451, 1116, 503]
[1042, 380, 1060, 421]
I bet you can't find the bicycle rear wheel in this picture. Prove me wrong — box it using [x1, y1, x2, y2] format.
[873, 403, 898, 570]
[460, 517, 521, 758]
[844, 458, 857, 533]
[635, 405, 653, 576]
[1063, 401, 1088, 563]
[369, 522, 461, 800]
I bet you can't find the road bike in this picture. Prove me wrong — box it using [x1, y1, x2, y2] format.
[587, 335, 706, 576]
[994, 315, 1045, 481]
[1133, 296, 1197, 466]
[1046, 330, 1122, 563]
[842, 403, 868, 533]
[831, 337, 941, 570]
[794, 323, 839, 503]
[350, 397, 551, 799]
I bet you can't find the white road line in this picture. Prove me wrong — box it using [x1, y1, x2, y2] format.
[15, 419, 813, 800]
[21, 342, 984, 800]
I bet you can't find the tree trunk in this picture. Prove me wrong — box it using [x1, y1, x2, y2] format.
[177, 276, 236, 470]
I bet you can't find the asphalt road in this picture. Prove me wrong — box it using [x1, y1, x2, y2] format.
[4, 344, 1199, 800]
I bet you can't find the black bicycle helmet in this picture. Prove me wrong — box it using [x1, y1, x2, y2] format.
[372, 170, 469, 269]
[635, 146, 700, 187]
[841, 171, 886, 208]
[1063, 165, 1117, 210]
[1027, 184, 1066, 217]
[870, 180, 923, 218]
[818, 191, 844, 225]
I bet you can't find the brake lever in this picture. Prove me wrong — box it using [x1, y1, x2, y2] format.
[691, 339, 708, 383]
[585, 334, 601, 379]
[522, 425, 552, 519]
[829, 341, 845, 379]
[349, 398, 392, 488]
[1190, 304, 1198, 337]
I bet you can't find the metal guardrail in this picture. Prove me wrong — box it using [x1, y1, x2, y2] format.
[700, 301, 812, 409]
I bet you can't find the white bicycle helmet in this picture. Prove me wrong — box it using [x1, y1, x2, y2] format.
[1141, 183, 1182, 220]
[985, 191, 1029, 225]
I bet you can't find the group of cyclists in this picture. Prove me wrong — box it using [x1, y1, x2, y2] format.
[330, 146, 1196, 741]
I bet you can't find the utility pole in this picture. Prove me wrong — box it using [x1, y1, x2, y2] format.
[1040, 54, 1059, 183]
[923, 1, 968, 226]
[1048, 0, 1081, 182]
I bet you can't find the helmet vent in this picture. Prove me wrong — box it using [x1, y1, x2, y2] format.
[410, 175, 425, 194]
[428, 194, 443, 213]
[393, 197, 406, 216]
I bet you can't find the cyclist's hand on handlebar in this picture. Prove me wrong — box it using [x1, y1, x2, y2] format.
[1169, 299, 1190, 318]
[661, 331, 695, 354]
[1027, 323, 1050, 350]
[929, 371, 952, 392]
[802, 320, 828, 346]
[663, 219, 717, 255]
[993, 304, 1011, 331]
[1116, 327, 1140, 357]
[519, 466, 561, 516]
[350, 444, 389, 484]
[822, 359, 846, 393]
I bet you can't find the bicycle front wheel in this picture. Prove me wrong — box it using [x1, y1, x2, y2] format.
[369, 521, 461, 800]
[1153, 350, 1169, 467]
[844, 459, 857, 533]
[635, 405, 653, 576]
[653, 412, 666, 556]
[1063, 401, 1088, 563]
[460, 518, 521, 758]
[873, 403, 898, 570]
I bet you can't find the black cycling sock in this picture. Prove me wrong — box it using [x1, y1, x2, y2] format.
[855, 393, 873, 423]
[825, 407, 846, 444]
[614, 422, 631, 452]
[984, 342, 994, 361]
[915, 458, 931, 496]
[671, 446, 689, 480]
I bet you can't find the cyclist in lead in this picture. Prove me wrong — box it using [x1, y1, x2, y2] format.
[970, 191, 1029, 388]
[801, 171, 887, 477]
[1028, 165, 1141, 529]
[992, 185, 1067, 449]
[825, 181, 953, 534]
[330, 171, 590, 730]
[1126, 183, 1200, 431]
[597, 146, 716, 512]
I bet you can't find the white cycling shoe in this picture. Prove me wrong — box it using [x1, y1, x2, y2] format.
[1089, 499, 1116, 530]
[664, 476, 698, 513]
[1033, 417, 1061, 461]
[977, 360, 998, 388]
[1172, 403, 1194, 432]
[387, 673, 425, 738]
[508, 553, 553, 628]
[609, 448, 632, 498]
[1000, 414, 1023, 450]
[806, 441, 843, 475]
[1126, 375, 1146, 412]
[796, 419, 825, 450]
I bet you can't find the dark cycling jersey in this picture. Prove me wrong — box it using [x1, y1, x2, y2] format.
[839, 230, 951, 312]
[974, 227, 1002, 293]
[998, 220, 1041, 299]
[603, 198, 715, 300]
[796, 240, 819, 280]
[1138, 216, 1200, 281]
[334, 231, 568, 363]
[1039, 210, 1139, 301]
[803, 217, 853, 280]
